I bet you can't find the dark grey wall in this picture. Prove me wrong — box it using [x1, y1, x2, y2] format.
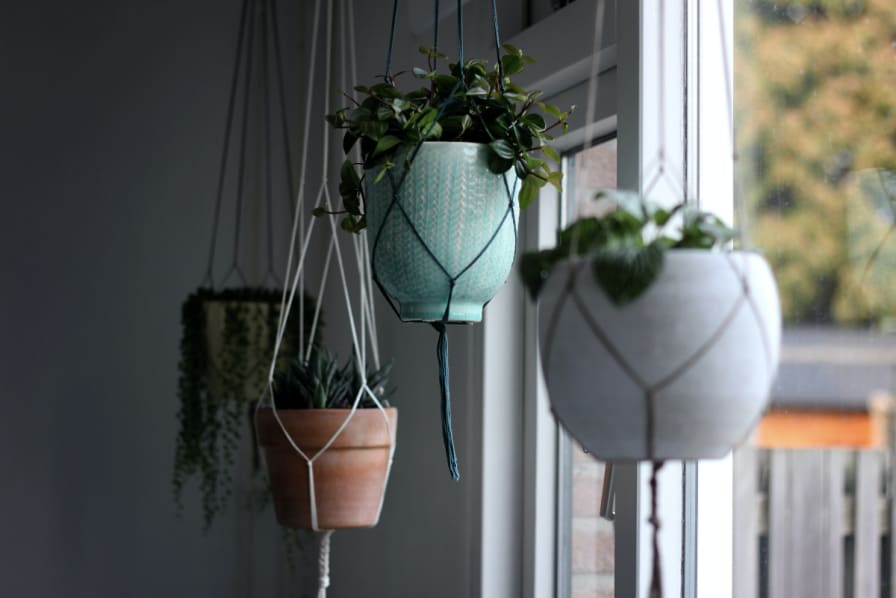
[0, 1, 303, 596]
[0, 1, 530, 596]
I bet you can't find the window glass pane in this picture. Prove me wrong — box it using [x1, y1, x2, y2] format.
[558, 138, 617, 598]
[734, 1, 896, 595]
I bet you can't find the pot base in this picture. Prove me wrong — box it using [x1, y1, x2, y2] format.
[398, 300, 483, 323]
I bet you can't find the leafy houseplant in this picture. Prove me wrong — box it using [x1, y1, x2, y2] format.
[523, 190, 782, 461]
[520, 190, 739, 303]
[256, 351, 397, 530]
[173, 287, 318, 528]
[323, 45, 573, 324]
[326, 45, 572, 231]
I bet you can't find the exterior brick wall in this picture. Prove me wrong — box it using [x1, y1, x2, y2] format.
[571, 443, 614, 598]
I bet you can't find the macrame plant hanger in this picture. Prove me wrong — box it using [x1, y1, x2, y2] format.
[203, 0, 296, 293]
[370, 0, 519, 480]
[255, 0, 392, 596]
[547, 2, 774, 597]
[172, 0, 300, 536]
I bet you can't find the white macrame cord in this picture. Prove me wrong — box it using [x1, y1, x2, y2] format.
[253, 0, 395, 595]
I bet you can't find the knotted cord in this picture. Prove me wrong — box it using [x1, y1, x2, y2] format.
[254, 2, 394, 597]
[371, 0, 518, 481]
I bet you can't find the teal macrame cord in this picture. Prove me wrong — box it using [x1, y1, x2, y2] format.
[371, 0, 518, 480]
[433, 321, 459, 479]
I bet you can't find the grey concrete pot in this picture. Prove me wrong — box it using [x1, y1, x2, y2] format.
[538, 250, 782, 460]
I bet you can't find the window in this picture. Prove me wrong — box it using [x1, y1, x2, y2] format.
[734, 2, 896, 596]
[556, 139, 619, 598]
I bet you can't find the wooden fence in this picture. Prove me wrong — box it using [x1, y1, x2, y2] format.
[734, 447, 894, 598]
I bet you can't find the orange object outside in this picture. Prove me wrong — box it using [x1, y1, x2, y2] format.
[755, 409, 882, 449]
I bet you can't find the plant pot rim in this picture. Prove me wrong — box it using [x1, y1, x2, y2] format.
[553, 248, 761, 264]
[257, 406, 397, 414]
[413, 140, 489, 148]
[256, 406, 397, 450]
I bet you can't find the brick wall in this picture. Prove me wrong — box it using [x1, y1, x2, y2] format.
[571, 443, 615, 598]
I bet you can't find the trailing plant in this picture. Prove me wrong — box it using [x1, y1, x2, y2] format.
[519, 190, 737, 305]
[323, 45, 574, 232]
[273, 350, 394, 410]
[173, 286, 319, 529]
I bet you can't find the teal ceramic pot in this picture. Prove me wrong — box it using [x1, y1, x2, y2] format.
[366, 142, 520, 323]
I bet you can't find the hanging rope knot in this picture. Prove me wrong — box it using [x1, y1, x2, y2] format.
[316, 529, 334, 598]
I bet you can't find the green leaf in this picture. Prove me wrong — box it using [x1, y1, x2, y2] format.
[518, 248, 556, 300]
[523, 113, 545, 130]
[369, 83, 402, 98]
[538, 101, 563, 119]
[487, 153, 514, 174]
[519, 176, 539, 210]
[541, 145, 560, 163]
[341, 215, 359, 233]
[501, 43, 523, 57]
[359, 119, 388, 140]
[372, 135, 402, 157]
[338, 160, 361, 215]
[501, 54, 526, 76]
[312, 207, 327, 217]
[342, 132, 358, 154]
[547, 171, 563, 192]
[489, 139, 515, 160]
[591, 241, 665, 306]
[423, 122, 442, 139]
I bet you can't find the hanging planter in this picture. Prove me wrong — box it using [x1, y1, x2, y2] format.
[324, 42, 573, 478]
[172, 0, 306, 528]
[256, 352, 397, 530]
[521, 190, 782, 461]
[325, 46, 572, 322]
[174, 287, 316, 526]
[200, 287, 294, 403]
[365, 141, 518, 322]
[257, 408, 397, 529]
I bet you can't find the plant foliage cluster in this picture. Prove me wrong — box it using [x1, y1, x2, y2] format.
[173, 287, 314, 528]
[520, 190, 736, 305]
[324, 45, 573, 232]
[273, 351, 394, 410]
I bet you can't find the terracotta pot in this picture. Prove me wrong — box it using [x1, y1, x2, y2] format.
[256, 407, 397, 529]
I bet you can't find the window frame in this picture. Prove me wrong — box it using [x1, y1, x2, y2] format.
[395, 1, 736, 596]
[504, 2, 736, 597]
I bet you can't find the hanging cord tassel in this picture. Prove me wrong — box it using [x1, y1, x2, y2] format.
[316, 529, 334, 598]
[648, 460, 665, 598]
[433, 321, 459, 480]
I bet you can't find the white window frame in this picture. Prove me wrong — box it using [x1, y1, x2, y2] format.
[479, 2, 617, 597]
[487, 1, 735, 597]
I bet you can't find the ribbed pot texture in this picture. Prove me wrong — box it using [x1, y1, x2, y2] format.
[366, 142, 519, 323]
[256, 407, 397, 529]
[538, 250, 782, 460]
